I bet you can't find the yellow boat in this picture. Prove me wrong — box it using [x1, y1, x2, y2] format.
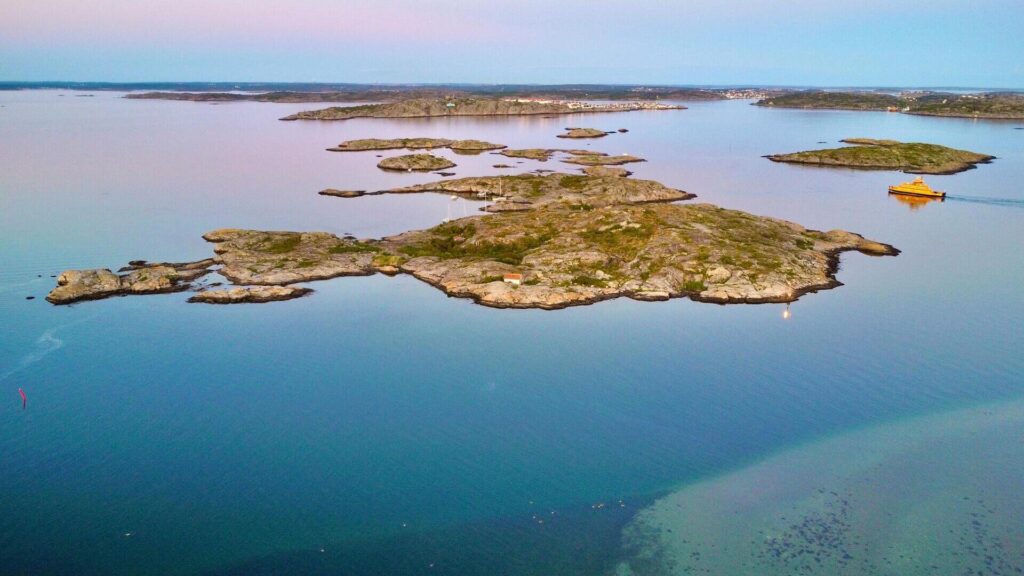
[888, 176, 945, 199]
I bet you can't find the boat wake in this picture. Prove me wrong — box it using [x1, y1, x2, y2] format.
[0, 329, 65, 384]
[945, 194, 1024, 208]
[0, 314, 97, 384]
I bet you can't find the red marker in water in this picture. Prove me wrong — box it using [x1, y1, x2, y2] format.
[19, 388, 27, 409]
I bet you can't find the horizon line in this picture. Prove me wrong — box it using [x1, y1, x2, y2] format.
[2, 81, 1023, 92]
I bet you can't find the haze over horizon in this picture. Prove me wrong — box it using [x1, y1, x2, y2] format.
[2, 0, 1021, 88]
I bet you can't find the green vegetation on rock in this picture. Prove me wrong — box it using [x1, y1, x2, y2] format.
[756, 90, 1024, 119]
[50, 174, 897, 309]
[766, 138, 994, 175]
[377, 154, 457, 172]
[756, 91, 901, 111]
[327, 138, 506, 153]
[561, 154, 645, 167]
[498, 149, 556, 161]
[281, 97, 682, 121]
[557, 128, 608, 139]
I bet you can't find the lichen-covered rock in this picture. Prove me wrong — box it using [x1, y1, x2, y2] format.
[46, 260, 213, 304]
[582, 166, 631, 177]
[378, 173, 692, 212]
[449, 140, 506, 152]
[380, 202, 898, 309]
[327, 138, 453, 151]
[765, 139, 994, 175]
[46, 269, 123, 304]
[188, 286, 312, 304]
[497, 149, 556, 161]
[49, 175, 897, 309]
[377, 154, 456, 172]
[280, 98, 683, 121]
[562, 154, 645, 166]
[318, 189, 365, 198]
[557, 128, 608, 139]
[203, 229, 378, 285]
[326, 138, 505, 154]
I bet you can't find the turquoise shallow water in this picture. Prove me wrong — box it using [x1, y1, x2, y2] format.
[1, 92, 1022, 575]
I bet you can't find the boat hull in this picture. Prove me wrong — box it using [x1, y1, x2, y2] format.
[888, 187, 945, 199]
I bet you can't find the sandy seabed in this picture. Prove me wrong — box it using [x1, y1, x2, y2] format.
[617, 400, 1024, 575]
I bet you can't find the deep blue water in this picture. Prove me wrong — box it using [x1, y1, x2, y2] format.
[1, 91, 1022, 575]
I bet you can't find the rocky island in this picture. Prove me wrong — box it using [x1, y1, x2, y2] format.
[581, 166, 631, 177]
[557, 128, 609, 139]
[279, 97, 683, 121]
[366, 174, 692, 212]
[377, 154, 456, 172]
[562, 153, 645, 166]
[766, 138, 994, 175]
[120, 84, 749, 105]
[497, 149, 557, 161]
[327, 138, 506, 153]
[756, 90, 1024, 119]
[492, 149, 644, 166]
[46, 259, 215, 304]
[318, 189, 366, 198]
[48, 173, 897, 309]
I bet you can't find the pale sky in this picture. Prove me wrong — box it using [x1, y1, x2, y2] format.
[1, 0, 1021, 87]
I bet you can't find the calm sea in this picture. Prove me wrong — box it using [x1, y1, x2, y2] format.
[1, 91, 1022, 575]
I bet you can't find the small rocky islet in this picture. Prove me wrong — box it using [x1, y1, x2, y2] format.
[766, 138, 994, 175]
[48, 172, 898, 309]
[498, 148, 557, 161]
[557, 127, 609, 139]
[377, 153, 456, 172]
[493, 148, 645, 167]
[327, 137, 506, 153]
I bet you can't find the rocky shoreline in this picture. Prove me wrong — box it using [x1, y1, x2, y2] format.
[188, 286, 312, 304]
[46, 259, 215, 304]
[280, 97, 683, 121]
[756, 90, 1024, 120]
